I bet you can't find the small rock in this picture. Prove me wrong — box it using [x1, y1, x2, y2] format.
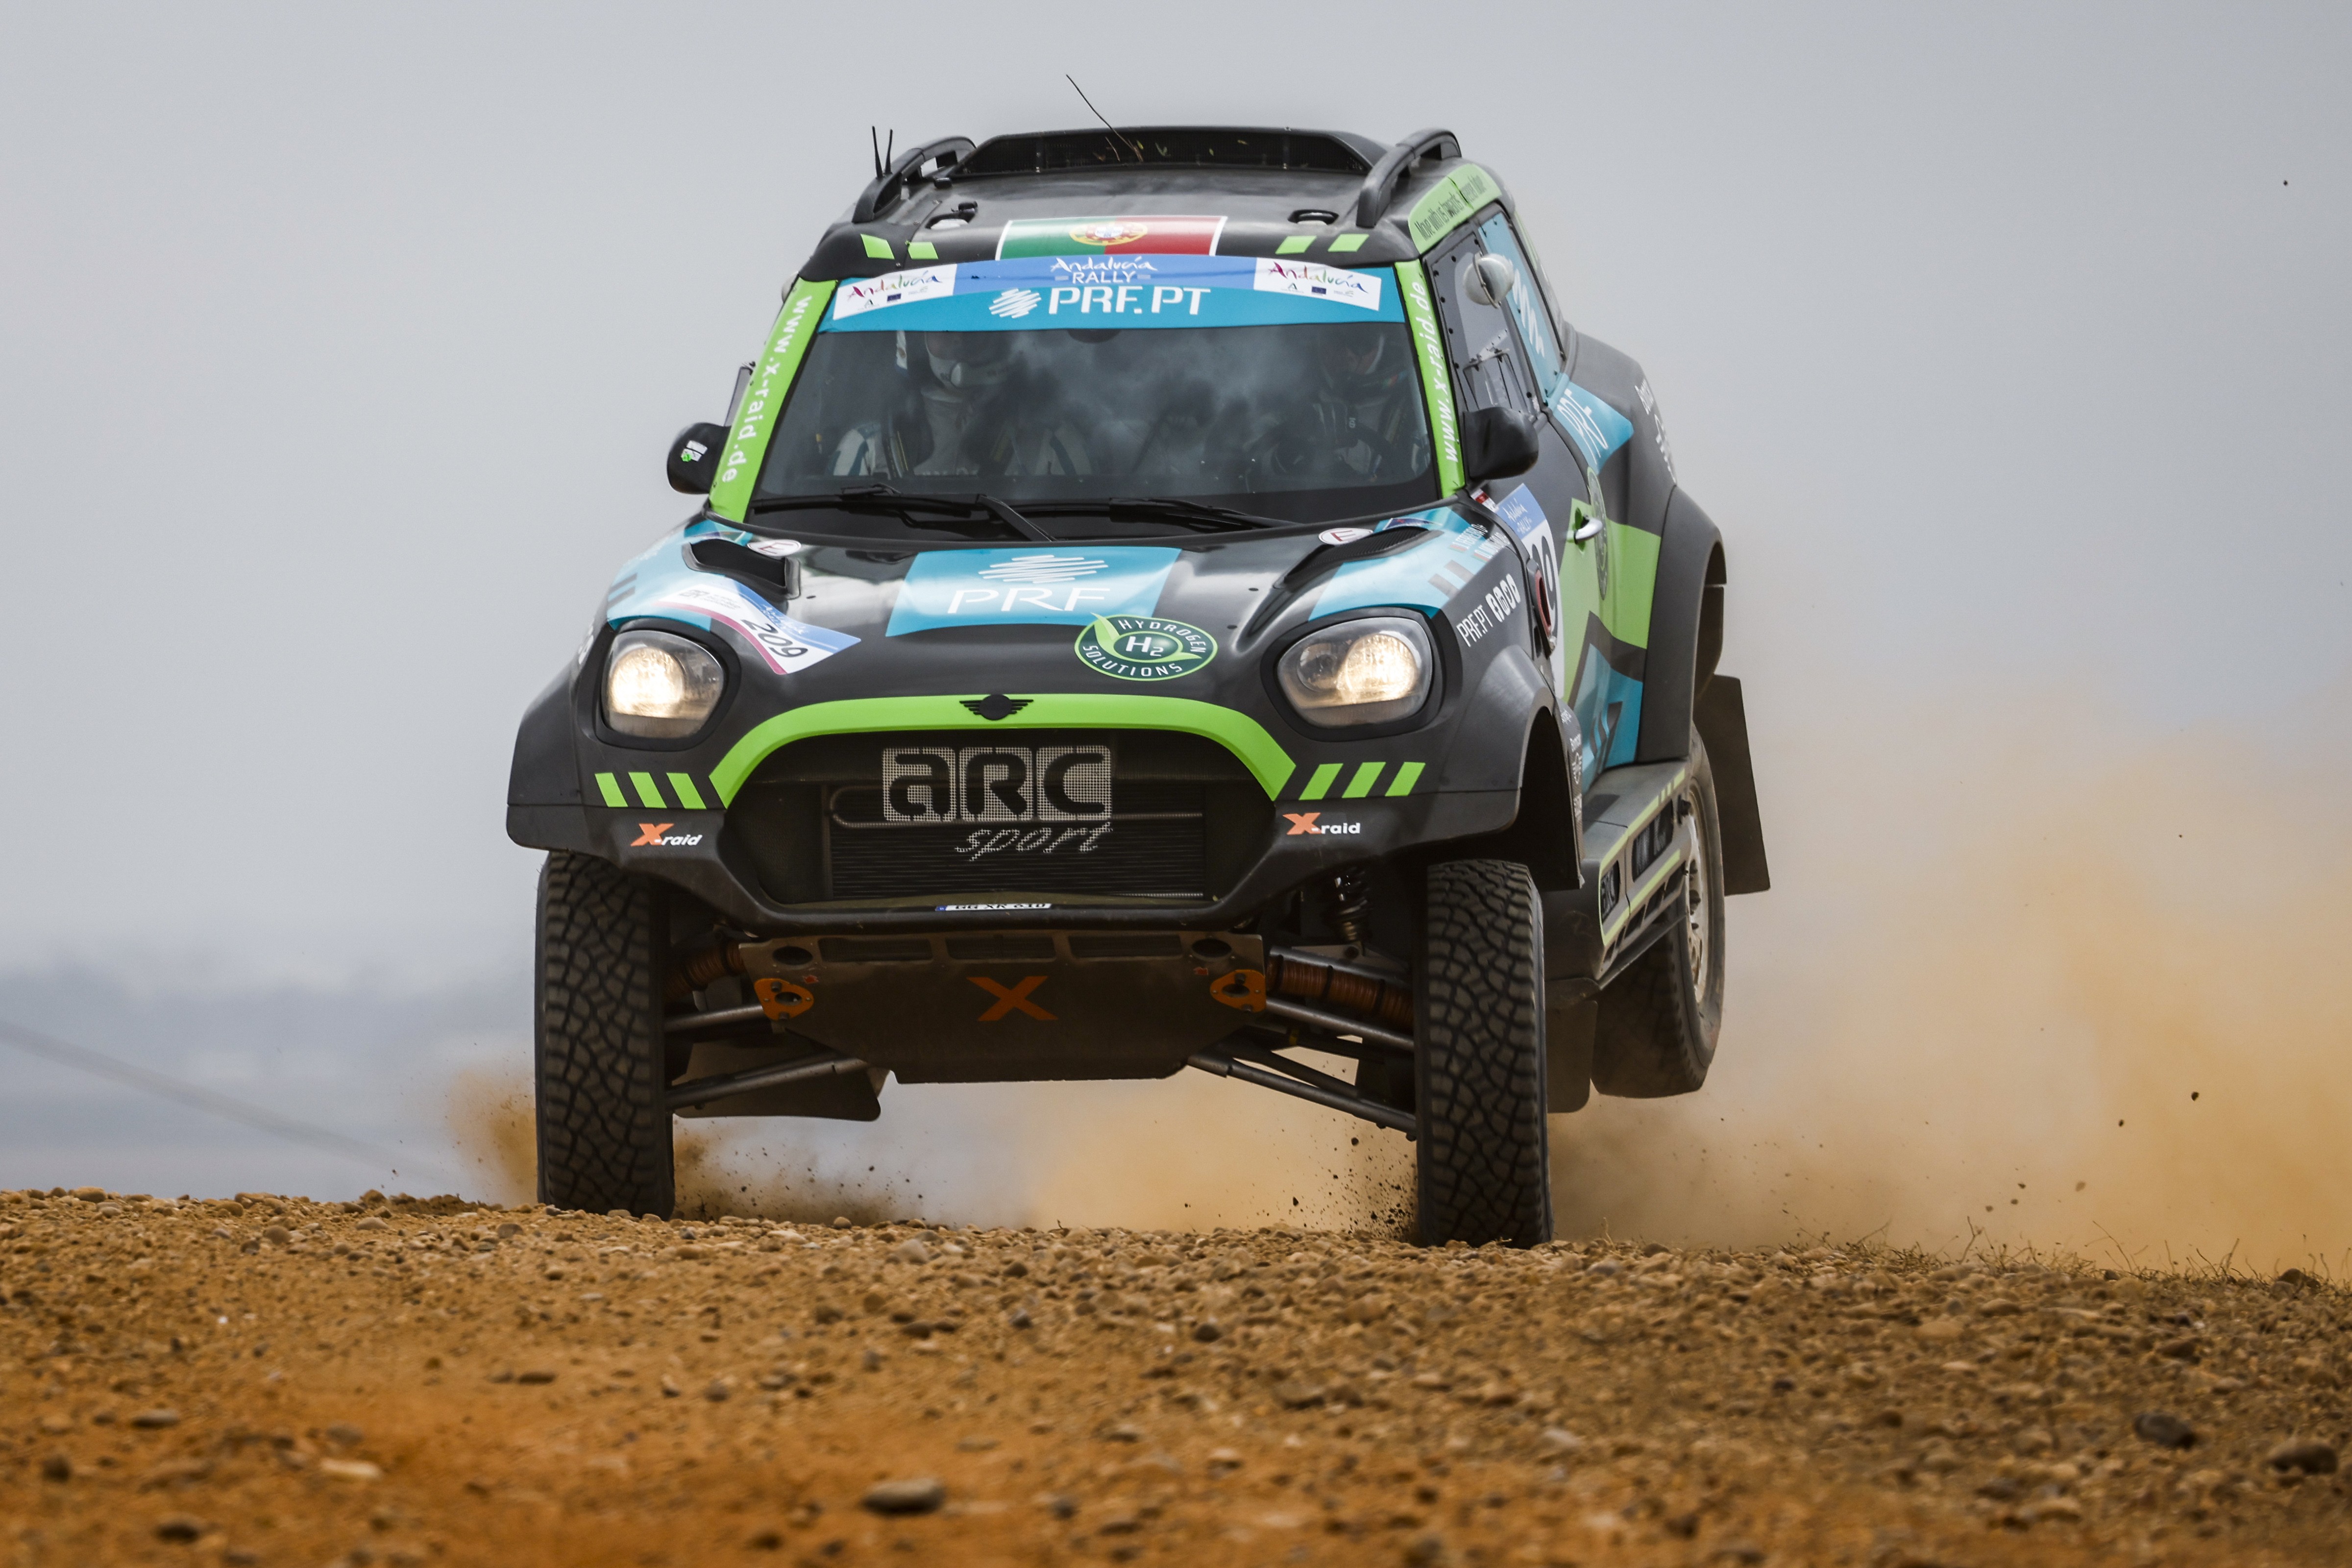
[515, 1369, 558, 1385]
[1585, 1259, 1621, 1277]
[1205, 1447, 1244, 1472]
[354, 1217, 390, 1231]
[1272, 1379, 1327, 1409]
[660, 1375, 681, 1397]
[861, 1477, 946, 1516]
[956, 1436, 999, 1452]
[261, 1225, 293, 1246]
[131, 1409, 182, 1429]
[1539, 1427, 1585, 1454]
[2133, 1411, 2198, 1450]
[1191, 1319, 1223, 1343]
[324, 1424, 364, 1447]
[2266, 1439, 2339, 1475]
[1102, 1423, 1145, 1443]
[1915, 1319, 1966, 1343]
[705, 1378, 733, 1402]
[831, 1215, 853, 1228]
[154, 1515, 204, 1543]
[1007, 1307, 1033, 1329]
[40, 1453, 71, 1482]
[1640, 1241, 1668, 1256]
[746, 1528, 783, 1550]
[72, 1186, 107, 1201]
[1404, 1533, 1447, 1566]
[861, 1290, 889, 1314]
[318, 1458, 383, 1481]
[889, 1238, 931, 1265]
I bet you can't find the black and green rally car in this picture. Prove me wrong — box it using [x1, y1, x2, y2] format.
[507, 126, 1769, 1245]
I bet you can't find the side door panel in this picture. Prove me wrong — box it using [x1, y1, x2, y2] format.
[1467, 214, 1649, 783]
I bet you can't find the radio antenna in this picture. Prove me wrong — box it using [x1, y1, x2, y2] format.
[870, 125, 896, 178]
[1065, 75, 1143, 161]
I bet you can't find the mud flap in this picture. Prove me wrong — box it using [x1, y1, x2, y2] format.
[1695, 676, 1769, 895]
[1545, 994, 1593, 1113]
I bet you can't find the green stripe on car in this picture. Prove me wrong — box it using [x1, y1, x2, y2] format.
[710, 694, 1298, 807]
[1275, 235, 1313, 255]
[861, 234, 894, 260]
[1386, 761, 1425, 796]
[1396, 264, 1462, 495]
[1407, 164, 1501, 251]
[1340, 761, 1385, 798]
[708, 278, 836, 523]
[667, 773, 708, 810]
[594, 772, 627, 808]
[1298, 762, 1344, 801]
[629, 772, 665, 809]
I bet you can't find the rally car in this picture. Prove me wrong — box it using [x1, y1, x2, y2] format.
[507, 125, 1769, 1245]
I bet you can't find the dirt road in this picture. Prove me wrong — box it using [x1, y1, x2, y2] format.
[3, 1188, 2345, 1566]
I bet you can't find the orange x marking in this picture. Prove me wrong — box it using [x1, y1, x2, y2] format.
[631, 822, 674, 846]
[970, 974, 1054, 1022]
[1282, 812, 1322, 835]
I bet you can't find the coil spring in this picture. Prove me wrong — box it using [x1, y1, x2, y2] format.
[1265, 952, 1414, 1032]
[1325, 868, 1372, 945]
[664, 942, 746, 1004]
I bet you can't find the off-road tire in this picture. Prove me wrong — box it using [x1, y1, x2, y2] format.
[535, 850, 676, 1217]
[1415, 858, 1550, 1248]
[1591, 731, 1726, 1096]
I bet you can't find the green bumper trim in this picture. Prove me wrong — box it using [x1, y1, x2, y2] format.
[1340, 761, 1385, 799]
[593, 772, 627, 808]
[1386, 760, 1425, 796]
[709, 279, 835, 522]
[1396, 264, 1462, 494]
[908, 240, 938, 261]
[667, 773, 708, 810]
[628, 771, 665, 809]
[709, 695, 1298, 807]
[861, 233, 894, 260]
[1298, 762, 1344, 801]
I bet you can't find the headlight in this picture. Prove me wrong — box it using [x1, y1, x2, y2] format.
[1277, 615, 1434, 727]
[604, 630, 724, 738]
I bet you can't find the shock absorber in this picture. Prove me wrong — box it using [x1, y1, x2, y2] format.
[1325, 868, 1372, 946]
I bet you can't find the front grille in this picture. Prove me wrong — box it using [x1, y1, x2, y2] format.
[827, 780, 1207, 900]
[726, 729, 1262, 907]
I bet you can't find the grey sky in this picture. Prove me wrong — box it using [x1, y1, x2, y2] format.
[3, 2, 2348, 982]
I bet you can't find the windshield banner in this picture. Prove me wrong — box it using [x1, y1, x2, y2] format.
[825, 255, 1397, 334]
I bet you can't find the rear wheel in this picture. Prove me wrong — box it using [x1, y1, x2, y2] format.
[535, 850, 676, 1216]
[1415, 858, 1551, 1247]
[1591, 733, 1726, 1096]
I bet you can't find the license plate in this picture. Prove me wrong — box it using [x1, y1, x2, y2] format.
[879, 743, 1113, 825]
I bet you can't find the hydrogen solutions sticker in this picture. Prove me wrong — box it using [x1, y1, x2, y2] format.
[1074, 615, 1217, 681]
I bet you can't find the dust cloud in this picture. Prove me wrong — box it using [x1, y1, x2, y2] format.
[450, 700, 2351, 1268]
[1555, 701, 2352, 1273]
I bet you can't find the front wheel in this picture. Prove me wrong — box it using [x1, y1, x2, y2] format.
[1415, 858, 1551, 1247]
[534, 851, 676, 1217]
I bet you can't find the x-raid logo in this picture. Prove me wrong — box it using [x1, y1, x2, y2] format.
[631, 822, 703, 848]
[1282, 812, 1362, 836]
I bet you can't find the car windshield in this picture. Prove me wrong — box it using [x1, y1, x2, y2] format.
[754, 254, 1437, 529]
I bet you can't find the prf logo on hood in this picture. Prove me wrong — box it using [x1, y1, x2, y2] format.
[886, 546, 1180, 635]
[631, 823, 703, 848]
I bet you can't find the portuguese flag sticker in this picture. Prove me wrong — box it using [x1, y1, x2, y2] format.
[997, 215, 1227, 259]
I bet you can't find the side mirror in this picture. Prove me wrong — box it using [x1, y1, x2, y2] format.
[1462, 251, 1519, 307]
[1460, 405, 1541, 484]
[666, 422, 730, 495]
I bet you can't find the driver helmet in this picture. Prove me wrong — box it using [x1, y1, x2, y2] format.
[924, 331, 1016, 391]
[1317, 332, 1398, 396]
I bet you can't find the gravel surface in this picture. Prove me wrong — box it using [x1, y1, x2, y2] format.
[2, 1187, 2346, 1566]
